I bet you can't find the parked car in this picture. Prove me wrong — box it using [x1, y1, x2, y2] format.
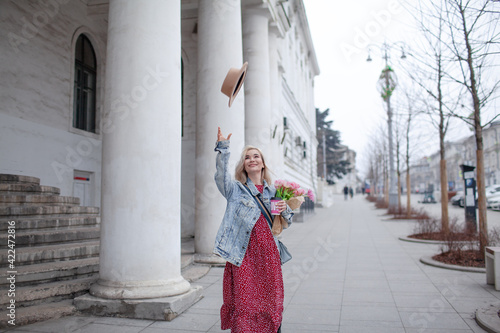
[451, 186, 498, 208]
[451, 191, 464, 206]
[488, 193, 500, 211]
[454, 189, 478, 208]
[486, 185, 500, 199]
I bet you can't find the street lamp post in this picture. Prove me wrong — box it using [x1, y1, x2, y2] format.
[367, 42, 406, 210]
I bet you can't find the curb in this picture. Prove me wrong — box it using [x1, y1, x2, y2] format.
[399, 236, 474, 245]
[476, 302, 500, 333]
[399, 236, 446, 245]
[419, 255, 485, 273]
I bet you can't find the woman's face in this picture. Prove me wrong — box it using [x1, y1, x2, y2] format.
[244, 149, 264, 175]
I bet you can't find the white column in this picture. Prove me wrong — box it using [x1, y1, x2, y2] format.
[243, 7, 272, 157]
[91, 0, 190, 299]
[268, 27, 284, 174]
[195, 0, 245, 263]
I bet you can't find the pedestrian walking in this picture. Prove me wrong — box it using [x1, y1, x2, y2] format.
[349, 187, 354, 199]
[343, 185, 349, 200]
[214, 127, 293, 333]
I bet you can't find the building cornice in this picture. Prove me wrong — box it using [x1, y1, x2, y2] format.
[294, 0, 320, 76]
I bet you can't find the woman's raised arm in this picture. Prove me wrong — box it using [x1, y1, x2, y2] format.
[215, 127, 234, 199]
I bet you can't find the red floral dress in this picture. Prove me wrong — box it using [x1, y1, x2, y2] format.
[220, 185, 284, 333]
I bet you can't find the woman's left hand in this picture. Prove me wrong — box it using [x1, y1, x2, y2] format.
[277, 200, 287, 214]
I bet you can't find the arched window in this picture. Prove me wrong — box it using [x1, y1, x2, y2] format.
[73, 34, 97, 133]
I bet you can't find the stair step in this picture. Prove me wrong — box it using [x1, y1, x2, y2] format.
[0, 299, 75, 328]
[0, 216, 100, 231]
[0, 257, 99, 286]
[0, 174, 40, 185]
[0, 183, 60, 195]
[0, 226, 100, 248]
[0, 240, 100, 267]
[181, 253, 194, 269]
[0, 277, 96, 306]
[181, 264, 210, 283]
[0, 194, 80, 206]
[0, 205, 99, 217]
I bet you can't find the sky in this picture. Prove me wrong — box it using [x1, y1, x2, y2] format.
[302, 0, 466, 176]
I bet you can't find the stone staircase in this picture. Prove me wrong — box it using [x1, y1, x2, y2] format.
[0, 174, 100, 328]
[0, 174, 210, 328]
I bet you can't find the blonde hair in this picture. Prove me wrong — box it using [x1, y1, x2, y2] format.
[235, 145, 272, 185]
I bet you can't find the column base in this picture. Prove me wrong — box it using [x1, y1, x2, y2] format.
[74, 285, 203, 321]
[194, 253, 227, 266]
[89, 276, 191, 300]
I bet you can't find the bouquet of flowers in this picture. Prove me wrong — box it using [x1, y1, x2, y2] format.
[272, 179, 315, 235]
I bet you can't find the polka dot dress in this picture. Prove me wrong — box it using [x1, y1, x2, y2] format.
[220, 185, 284, 332]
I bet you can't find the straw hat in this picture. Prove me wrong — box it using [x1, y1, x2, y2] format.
[220, 62, 248, 107]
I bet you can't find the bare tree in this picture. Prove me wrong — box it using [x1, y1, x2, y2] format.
[393, 86, 426, 218]
[440, 0, 500, 256]
[365, 124, 389, 199]
[393, 97, 408, 213]
[407, 0, 500, 255]
[403, 0, 464, 234]
[405, 109, 413, 218]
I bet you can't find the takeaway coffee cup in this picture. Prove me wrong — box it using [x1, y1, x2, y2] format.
[270, 197, 282, 215]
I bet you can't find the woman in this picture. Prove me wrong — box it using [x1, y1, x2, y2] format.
[214, 127, 293, 333]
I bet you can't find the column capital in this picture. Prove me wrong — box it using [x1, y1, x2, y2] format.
[269, 21, 282, 37]
[242, 3, 271, 20]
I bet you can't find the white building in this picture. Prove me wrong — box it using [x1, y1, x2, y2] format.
[0, 0, 319, 319]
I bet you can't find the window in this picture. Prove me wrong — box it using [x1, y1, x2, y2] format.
[73, 34, 97, 133]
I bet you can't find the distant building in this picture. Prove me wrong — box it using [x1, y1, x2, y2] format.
[404, 121, 500, 193]
[327, 144, 359, 193]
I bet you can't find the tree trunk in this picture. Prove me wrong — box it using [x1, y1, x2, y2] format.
[436, 51, 449, 235]
[440, 159, 449, 234]
[406, 171, 411, 218]
[385, 177, 389, 205]
[477, 150, 488, 257]
[397, 173, 402, 213]
[458, 2, 488, 258]
[405, 109, 412, 219]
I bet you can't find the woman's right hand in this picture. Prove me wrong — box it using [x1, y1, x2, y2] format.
[217, 127, 232, 142]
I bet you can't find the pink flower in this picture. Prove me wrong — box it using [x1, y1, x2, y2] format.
[307, 189, 315, 202]
[274, 179, 312, 201]
[274, 179, 284, 187]
[293, 188, 306, 196]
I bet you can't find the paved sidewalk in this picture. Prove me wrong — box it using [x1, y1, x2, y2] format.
[3, 195, 498, 332]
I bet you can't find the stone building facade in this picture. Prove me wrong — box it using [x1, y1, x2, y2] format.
[406, 121, 500, 193]
[0, 0, 319, 318]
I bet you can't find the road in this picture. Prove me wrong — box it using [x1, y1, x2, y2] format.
[410, 193, 500, 231]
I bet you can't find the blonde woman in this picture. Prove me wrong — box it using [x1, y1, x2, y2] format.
[214, 127, 293, 332]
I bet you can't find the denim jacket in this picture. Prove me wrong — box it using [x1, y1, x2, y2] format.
[213, 140, 293, 266]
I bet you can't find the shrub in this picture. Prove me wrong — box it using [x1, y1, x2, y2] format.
[390, 206, 430, 220]
[413, 216, 440, 236]
[365, 195, 377, 203]
[439, 218, 478, 258]
[375, 197, 388, 209]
